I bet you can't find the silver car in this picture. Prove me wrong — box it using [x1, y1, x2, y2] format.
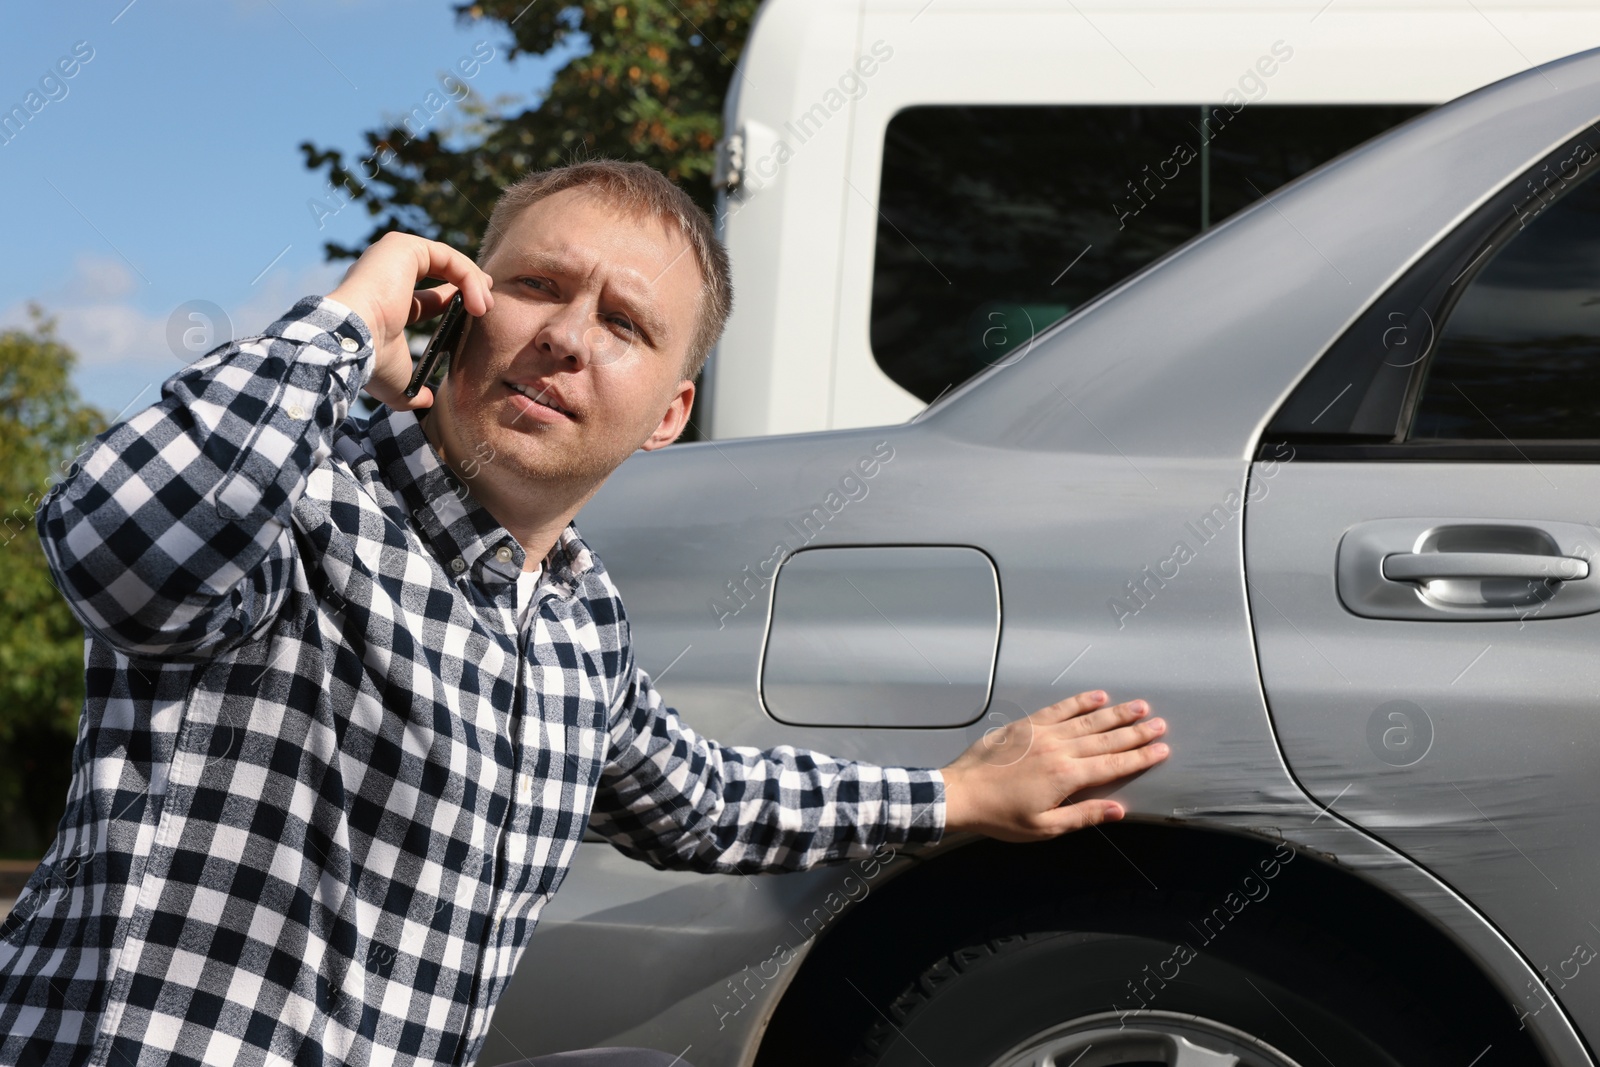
[479, 46, 1600, 1067]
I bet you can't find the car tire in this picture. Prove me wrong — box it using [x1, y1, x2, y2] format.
[844, 894, 1485, 1067]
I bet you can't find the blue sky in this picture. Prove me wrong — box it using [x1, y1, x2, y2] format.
[0, 1, 578, 418]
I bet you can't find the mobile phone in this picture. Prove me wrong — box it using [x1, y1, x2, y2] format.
[405, 291, 471, 399]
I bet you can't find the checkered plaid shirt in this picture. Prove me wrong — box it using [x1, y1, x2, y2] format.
[0, 295, 947, 1067]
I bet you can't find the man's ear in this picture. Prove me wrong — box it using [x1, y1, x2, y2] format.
[640, 379, 696, 451]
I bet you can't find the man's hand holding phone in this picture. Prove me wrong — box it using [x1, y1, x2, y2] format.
[326, 232, 494, 411]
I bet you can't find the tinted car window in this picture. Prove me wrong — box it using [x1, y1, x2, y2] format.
[1409, 154, 1600, 440]
[870, 104, 1429, 402]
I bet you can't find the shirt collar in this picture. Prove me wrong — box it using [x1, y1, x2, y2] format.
[363, 404, 597, 593]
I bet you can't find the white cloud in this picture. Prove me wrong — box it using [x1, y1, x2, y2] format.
[226, 260, 354, 349]
[49, 254, 141, 303]
[2, 256, 348, 364]
[0, 255, 350, 416]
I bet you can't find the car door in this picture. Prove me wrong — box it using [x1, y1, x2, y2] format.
[1245, 126, 1600, 1041]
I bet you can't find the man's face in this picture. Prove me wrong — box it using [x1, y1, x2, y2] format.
[431, 186, 700, 491]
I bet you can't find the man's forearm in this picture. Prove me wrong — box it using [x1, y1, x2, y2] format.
[590, 664, 948, 873]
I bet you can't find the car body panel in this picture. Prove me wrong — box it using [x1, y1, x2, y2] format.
[1246, 462, 1600, 1040]
[482, 432, 1589, 1065]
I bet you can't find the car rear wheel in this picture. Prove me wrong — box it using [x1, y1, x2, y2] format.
[848, 927, 1429, 1067]
[989, 1012, 1305, 1067]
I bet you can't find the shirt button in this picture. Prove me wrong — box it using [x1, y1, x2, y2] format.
[495, 545, 514, 563]
[450, 557, 466, 574]
[517, 774, 533, 802]
[339, 336, 360, 352]
[285, 404, 306, 420]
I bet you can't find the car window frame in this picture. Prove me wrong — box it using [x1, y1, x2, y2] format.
[1260, 123, 1600, 462]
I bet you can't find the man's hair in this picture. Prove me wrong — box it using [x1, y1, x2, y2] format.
[474, 158, 732, 381]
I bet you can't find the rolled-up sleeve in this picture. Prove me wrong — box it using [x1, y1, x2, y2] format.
[587, 661, 946, 874]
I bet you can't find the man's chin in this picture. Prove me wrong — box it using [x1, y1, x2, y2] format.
[488, 434, 624, 487]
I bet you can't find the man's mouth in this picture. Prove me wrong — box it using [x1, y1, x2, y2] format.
[506, 381, 577, 419]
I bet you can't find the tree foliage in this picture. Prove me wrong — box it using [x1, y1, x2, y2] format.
[0, 307, 106, 855]
[299, 0, 759, 264]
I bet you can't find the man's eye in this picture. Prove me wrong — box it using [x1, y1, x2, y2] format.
[519, 277, 550, 292]
[608, 315, 638, 334]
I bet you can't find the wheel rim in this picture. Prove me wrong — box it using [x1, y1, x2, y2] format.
[985, 1009, 1307, 1067]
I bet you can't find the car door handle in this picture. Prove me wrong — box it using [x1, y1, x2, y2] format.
[1382, 552, 1589, 583]
[1339, 519, 1600, 620]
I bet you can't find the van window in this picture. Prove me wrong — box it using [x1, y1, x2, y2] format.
[869, 104, 1429, 402]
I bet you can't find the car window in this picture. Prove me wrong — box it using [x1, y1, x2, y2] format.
[869, 103, 1429, 403]
[1407, 153, 1600, 440]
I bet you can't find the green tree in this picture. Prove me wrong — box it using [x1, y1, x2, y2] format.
[0, 306, 106, 856]
[300, 1, 757, 263]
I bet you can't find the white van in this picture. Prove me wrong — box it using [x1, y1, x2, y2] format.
[703, 0, 1600, 439]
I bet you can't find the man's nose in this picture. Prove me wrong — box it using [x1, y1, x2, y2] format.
[537, 300, 594, 367]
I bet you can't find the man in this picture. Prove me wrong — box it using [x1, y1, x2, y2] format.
[0, 160, 1169, 1067]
